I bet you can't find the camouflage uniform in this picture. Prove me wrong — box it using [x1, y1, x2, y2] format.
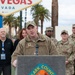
[69, 34, 75, 42]
[56, 40, 75, 75]
[45, 27, 58, 46]
[12, 33, 58, 63]
[68, 24, 75, 75]
[50, 37, 57, 46]
[69, 24, 75, 42]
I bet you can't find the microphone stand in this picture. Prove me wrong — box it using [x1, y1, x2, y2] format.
[35, 44, 39, 55]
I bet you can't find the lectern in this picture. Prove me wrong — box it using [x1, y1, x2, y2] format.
[17, 55, 65, 75]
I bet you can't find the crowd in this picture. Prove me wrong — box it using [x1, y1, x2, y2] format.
[0, 21, 75, 75]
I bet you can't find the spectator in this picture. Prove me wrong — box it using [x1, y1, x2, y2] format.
[13, 28, 27, 51]
[0, 28, 14, 75]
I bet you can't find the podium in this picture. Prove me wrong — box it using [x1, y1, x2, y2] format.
[17, 55, 65, 75]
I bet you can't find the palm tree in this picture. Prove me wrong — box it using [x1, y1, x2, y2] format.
[39, 6, 51, 34]
[52, 0, 58, 37]
[31, 4, 42, 27]
[31, 4, 51, 34]
[3, 15, 15, 38]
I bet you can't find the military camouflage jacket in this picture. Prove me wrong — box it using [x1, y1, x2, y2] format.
[69, 34, 75, 42]
[12, 33, 58, 62]
[56, 40, 75, 64]
[50, 37, 58, 46]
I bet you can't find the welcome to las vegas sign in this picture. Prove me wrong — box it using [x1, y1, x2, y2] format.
[0, 0, 42, 17]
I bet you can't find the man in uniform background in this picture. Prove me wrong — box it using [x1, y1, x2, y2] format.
[45, 27, 57, 46]
[56, 30, 75, 75]
[69, 24, 75, 75]
[69, 24, 75, 41]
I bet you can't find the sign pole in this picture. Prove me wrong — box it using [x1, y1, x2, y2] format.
[0, 15, 3, 28]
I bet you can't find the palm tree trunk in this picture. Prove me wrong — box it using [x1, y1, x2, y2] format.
[41, 20, 43, 34]
[34, 18, 39, 31]
[9, 25, 12, 39]
[52, 0, 58, 37]
[15, 27, 17, 36]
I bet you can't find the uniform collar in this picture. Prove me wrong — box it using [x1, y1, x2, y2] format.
[60, 40, 69, 45]
[72, 34, 75, 38]
[26, 33, 45, 42]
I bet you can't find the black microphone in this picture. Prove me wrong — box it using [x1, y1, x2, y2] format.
[35, 44, 39, 55]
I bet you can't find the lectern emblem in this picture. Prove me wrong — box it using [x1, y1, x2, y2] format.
[28, 63, 56, 75]
[36, 70, 49, 75]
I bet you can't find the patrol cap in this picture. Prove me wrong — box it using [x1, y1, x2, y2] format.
[26, 21, 36, 28]
[46, 27, 53, 31]
[61, 30, 68, 34]
[72, 24, 75, 28]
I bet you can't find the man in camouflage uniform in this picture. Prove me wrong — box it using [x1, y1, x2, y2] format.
[69, 24, 75, 42]
[69, 24, 75, 75]
[11, 21, 58, 67]
[56, 30, 75, 75]
[45, 27, 57, 46]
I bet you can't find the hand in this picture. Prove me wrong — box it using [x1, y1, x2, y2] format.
[12, 59, 17, 67]
[65, 60, 69, 65]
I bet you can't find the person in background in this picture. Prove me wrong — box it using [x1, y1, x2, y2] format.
[11, 21, 58, 68]
[45, 27, 57, 46]
[0, 28, 14, 75]
[56, 30, 75, 75]
[69, 24, 75, 41]
[68, 24, 75, 75]
[13, 28, 27, 51]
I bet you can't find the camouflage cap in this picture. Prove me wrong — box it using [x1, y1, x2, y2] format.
[72, 24, 75, 28]
[26, 21, 36, 28]
[46, 27, 53, 31]
[61, 30, 68, 34]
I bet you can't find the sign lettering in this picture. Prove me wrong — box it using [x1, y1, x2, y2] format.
[0, 0, 42, 17]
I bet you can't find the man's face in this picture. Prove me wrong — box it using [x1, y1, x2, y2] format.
[26, 25, 38, 37]
[46, 30, 53, 37]
[72, 27, 75, 34]
[61, 33, 68, 40]
[0, 28, 6, 38]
